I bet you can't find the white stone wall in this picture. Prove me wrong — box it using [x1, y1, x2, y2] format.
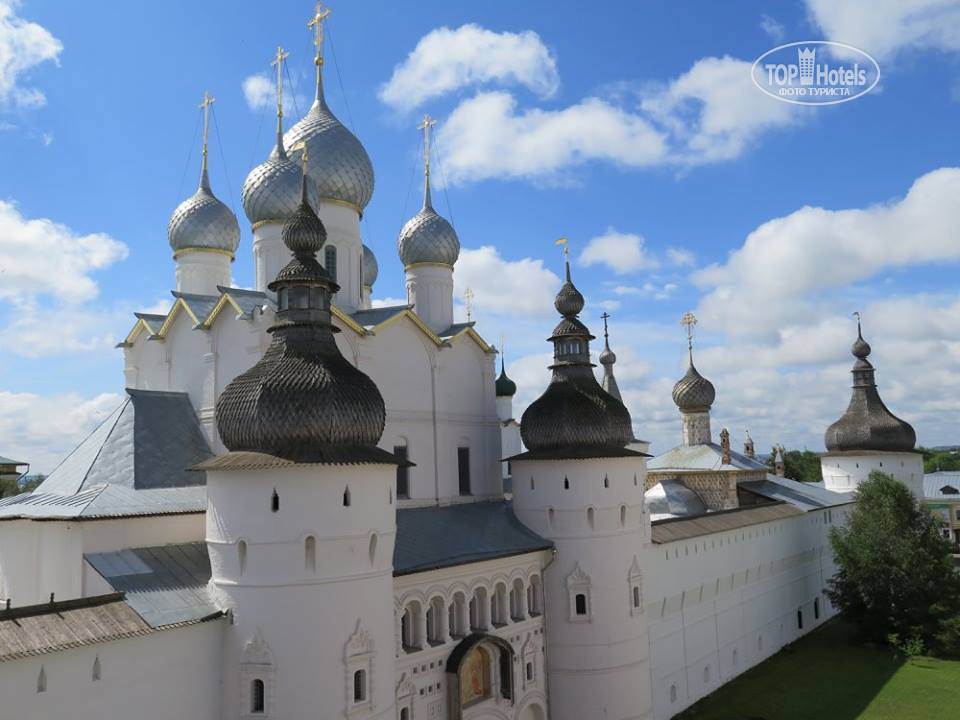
[512, 456, 653, 720]
[174, 250, 232, 296]
[207, 463, 398, 720]
[0, 619, 224, 720]
[405, 264, 454, 333]
[646, 506, 846, 719]
[393, 552, 550, 720]
[821, 451, 923, 498]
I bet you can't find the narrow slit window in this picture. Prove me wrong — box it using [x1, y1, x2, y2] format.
[325, 246, 338, 283]
[251, 679, 265, 713]
[353, 669, 366, 703]
[271, 489, 279, 513]
[394, 445, 409, 498]
[458, 447, 471, 495]
[574, 593, 587, 616]
[343, 487, 351, 507]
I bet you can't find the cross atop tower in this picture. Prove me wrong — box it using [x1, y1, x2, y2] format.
[417, 113, 436, 177]
[308, 2, 332, 66]
[601, 311, 611, 341]
[198, 91, 215, 185]
[271, 46, 289, 124]
[464, 287, 474, 322]
[681, 310, 697, 360]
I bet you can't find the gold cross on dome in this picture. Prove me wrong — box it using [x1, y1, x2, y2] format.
[464, 287, 475, 322]
[308, 2, 332, 63]
[601, 311, 611, 340]
[199, 91, 215, 161]
[417, 113, 436, 176]
[271, 46, 289, 119]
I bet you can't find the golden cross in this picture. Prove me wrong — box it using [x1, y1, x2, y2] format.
[271, 46, 289, 121]
[464, 287, 475, 322]
[601, 311, 611, 341]
[555, 236, 569, 262]
[417, 113, 436, 177]
[199, 91, 215, 163]
[308, 2, 332, 65]
[681, 311, 697, 359]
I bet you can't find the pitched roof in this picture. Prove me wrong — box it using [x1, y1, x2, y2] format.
[394, 501, 552, 575]
[85, 543, 220, 628]
[739, 475, 854, 511]
[650, 502, 803, 544]
[0, 594, 157, 662]
[648, 442, 769, 472]
[0, 390, 211, 520]
[0, 456, 26, 466]
[923, 472, 960, 500]
[350, 304, 411, 328]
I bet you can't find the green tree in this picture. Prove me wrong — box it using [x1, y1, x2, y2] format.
[766, 448, 823, 483]
[0, 476, 20, 498]
[826, 471, 960, 653]
[917, 446, 960, 474]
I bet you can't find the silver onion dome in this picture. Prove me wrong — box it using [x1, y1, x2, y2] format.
[397, 183, 460, 268]
[282, 73, 373, 213]
[362, 244, 378, 287]
[168, 165, 240, 256]
[242, 131, 321, 226]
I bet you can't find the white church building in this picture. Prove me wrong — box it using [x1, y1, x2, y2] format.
[0, 8, 923, 720]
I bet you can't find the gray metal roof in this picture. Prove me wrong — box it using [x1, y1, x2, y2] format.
[923, 472, 960, 500]
[651, 502, 803, 544]
[350, 305, 411, 328]
[437, 322, 476, 338]
[0, 594, 157, 662]
[644, 479, 708, 520]
[171, 291, 221, 327]
[85, 543, 220, 628]
[0, 455, 26, 466]
[648, 442, 769, 472]
[739, 475, 854, 511]
[0, 390, 211, 520]
[216, 286, 273, 318]
[394, 501, 551, 575]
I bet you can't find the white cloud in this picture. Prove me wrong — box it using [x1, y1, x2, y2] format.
[579, 229, 658, 274]
[666, 247, 695, 267]
[371, 296, 408, 308]
[379, 24, 559, 112]
[453, 245, 561, 316]
[242, 73, 274, 110]
[639, 56, 799, 165]
[0, 0, 62, 109]
[0, 303, 129, 358]
[436, 91, 667, 185]
[760, 14, 785, 41]
[431, 54, 799, 185]
[0, 390, 123, 474]
[806, 0, 960, 61]
[693, 167, 960, 338]
[612, 282, 677, 301]
[0, 200, 128, 303]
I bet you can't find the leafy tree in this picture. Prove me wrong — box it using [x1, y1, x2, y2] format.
[826, 471, 960, 654]
[917, 446, 960, 474]
[0, 476, 20, 498]
[19, 474, 44, 493]
[766, 448, 823, 483]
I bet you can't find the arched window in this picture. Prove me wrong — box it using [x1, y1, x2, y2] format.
[37, 666, 46, 693]
[353, 669, 367, 703]
[400, 710, 409, 720]
[92, 655, 101, 681]
[632, 585, 641, 610]
[703, 665, 710, 684]
[271, 489, 279, 513]
[238, 540, 247, 576]
[547, 507, 555, 528]
[528, 575, 543, 615]
[814, 597, 821, 620]
[343, 486, 351, 507]
[563, 477, 570, 490]
[603, 474, 609, 488]
[369, 534, 378, 566]
[325, 246, 338, 283]
[670, 683, 677, 703]
[797, 608, 804, 630]
[305, 535, 316, 573]
[620, 505, 628, 527]
[587, 507, 595, 530]
[574, 593, 587, 616]
[251, 679, 265, 713]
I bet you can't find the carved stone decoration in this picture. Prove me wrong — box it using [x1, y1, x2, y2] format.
[345, 619, 375, 716]
[241, 629, 276, 720]
[628, 556, 644, 617]
[720, 428, 731, 465]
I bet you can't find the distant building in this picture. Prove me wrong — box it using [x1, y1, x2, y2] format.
[923, 472, 960, 548]
[0, 456, 28, 491]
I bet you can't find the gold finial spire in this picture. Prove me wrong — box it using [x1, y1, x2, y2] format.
[198, 91, 215, 190]
[464, 287, 475, 322]
[417, 113, 437, 207]
[555, 236, 571, 280]
[272, 46, 289, 125]
[308, 2, 332, 65]
[681, 310, 697, 363]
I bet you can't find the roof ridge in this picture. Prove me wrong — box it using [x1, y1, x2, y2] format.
[42, 396, 129, 489]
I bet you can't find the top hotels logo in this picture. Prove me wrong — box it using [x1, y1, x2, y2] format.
[752, 41, 880, 105]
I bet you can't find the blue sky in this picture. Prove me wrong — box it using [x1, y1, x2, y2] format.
[2, 0, 960, 472]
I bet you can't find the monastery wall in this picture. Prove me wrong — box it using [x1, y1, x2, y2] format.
[645, 506, 846, 719]
[0, 619, 223, 720]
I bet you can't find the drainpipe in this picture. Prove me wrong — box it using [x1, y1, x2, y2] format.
[540, 546, 558, 717]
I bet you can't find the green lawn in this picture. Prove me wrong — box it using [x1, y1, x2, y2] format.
[674, 620, 960, 720]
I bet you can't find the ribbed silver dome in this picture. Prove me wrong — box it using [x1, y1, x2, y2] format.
[362, 244, 378, 287]
[282, 75, 373, 213]
[242, 136, 321, 227]
[168, 168, 240, 256]
[397, 189, 460, 268]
